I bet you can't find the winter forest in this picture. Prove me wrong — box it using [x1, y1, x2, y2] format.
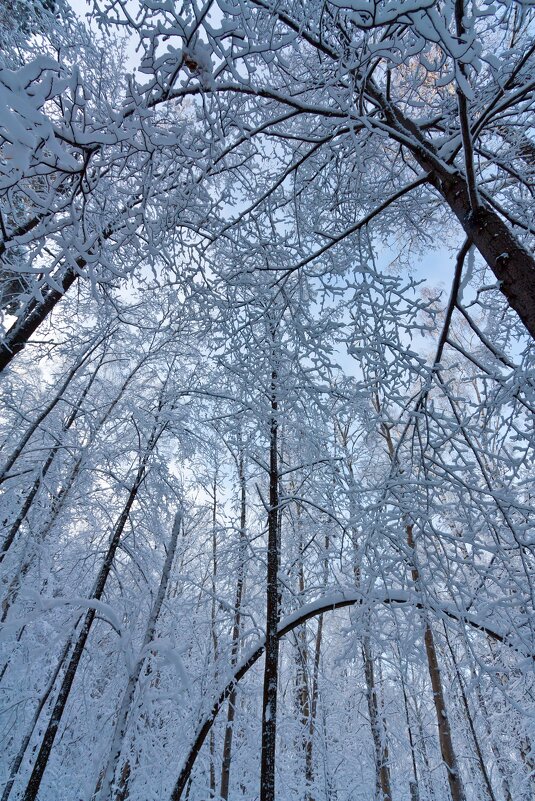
[1, 0, 534, 799]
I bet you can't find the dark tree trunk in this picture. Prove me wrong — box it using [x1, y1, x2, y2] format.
[337, 415, 393, 801]
[368, 81, 535, 339]
[0, 615, 83, 801]
[377, 408, 464, 801]
[473, 682, 513, 801]
[362, 637, 392, 801]
[0, 265, 79, 374]
[259, 365, 280, 801]
[209, 472, 219, 797]
[304, 531, 329, 801]
[168, 590, 515, 801]
[1, 356, 141, 624]
[19, 415, 165, 801]
[398, 658, 421, 801]
[305, 613, 323, 801]
[443, 627, 497, 801]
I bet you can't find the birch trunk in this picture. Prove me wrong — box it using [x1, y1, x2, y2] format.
[220, 448, 247, 801]
[19, 408, 167, 801]
[93, 510, 183, 801]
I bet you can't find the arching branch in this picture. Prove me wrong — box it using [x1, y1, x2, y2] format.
[169, 589, 532, 801]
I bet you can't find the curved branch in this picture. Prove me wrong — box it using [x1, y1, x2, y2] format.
[169, 588, 531, 801]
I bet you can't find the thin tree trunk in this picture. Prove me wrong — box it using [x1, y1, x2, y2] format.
[377, 406, 465, 801]
[259, 363, 280, 801]
[472, 682, 513, 801]
[414, 700, 435, 801]
[397, 658, 420, 801]
[220, 448, 247, 801]
[0, 184, 148, 376]
[1, 356, 146, 627]
[336, 418, 393, 801]
[293, 502, 311, 798]
[0, 347, 106, 563]
[209, 473, 219, 798]
[168, 589, 514, 801]
[362, 637, 392, 801]
[0, 264, 80, 374]
[0, 615, 83, 801]
[19, 408, 167, 801]
[0, 331, 108, 484]
[304, 531, 329, 801]
[93, 510, 183, 801]
[485, 637, 535, 798]
[407, 527, 466, 801]
[442, 627, 497, 801]
[305, 612, 323, 801]
[294, 621, 309, 786]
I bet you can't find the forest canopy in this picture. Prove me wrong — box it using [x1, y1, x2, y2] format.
[0, 1, 534, 801]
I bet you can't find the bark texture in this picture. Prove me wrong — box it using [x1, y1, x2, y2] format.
[259, 365, 280, 801]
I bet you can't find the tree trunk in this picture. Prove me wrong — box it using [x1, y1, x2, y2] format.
[414, 700, 435, 801]
[304, 531, 329, 801]
[0, 615, 83, 801]
[473, 683, 513, 801]
[376, 405, 465, 801]
[443, 627, 497, 801]
[497, 125, 535, 167]
[305, 612, 323, 801]
[0, 331, 107, 484]
[407, 526, 466, 801]
[336, 418, 393, 801]
[19, 412, 166, 801]
[168, 589, 514, 801]
[362, 637, 392, 801]
[0, 264, 80, 374]
[293, 502, 312, 799]
[397, 653, 420, 801]
[259, 364, 280, 801]
[220, 448, 247, 801]
[1, 356, 144, 625]
[209, 472, 219, 798]
[1, 346, 106, 563]
[93, 510, 183, 801]
[369, 81, 535, 339]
